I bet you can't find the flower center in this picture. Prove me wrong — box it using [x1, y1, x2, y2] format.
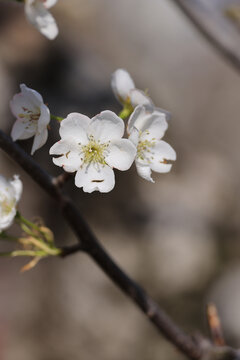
[18, 107, 41, 123]
[82, 136, 109, 165]
[137, 139, 154, 161]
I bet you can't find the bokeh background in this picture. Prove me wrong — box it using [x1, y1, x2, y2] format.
[0, 0, 240, 359]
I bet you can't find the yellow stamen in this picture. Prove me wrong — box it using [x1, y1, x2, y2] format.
[137, 139, 155, 161]
[81, 136, 109, 165]
[18, 107, 41, 123]
[0, 197, 15, 215]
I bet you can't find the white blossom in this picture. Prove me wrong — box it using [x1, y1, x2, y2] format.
[0, 175, 22, 233]
[111, 69, 153, 108]
[50, 111, 137, 193]
[128, 105, 176, 182]
[10, 84, 50, 155]
[24, 0, 58, 40]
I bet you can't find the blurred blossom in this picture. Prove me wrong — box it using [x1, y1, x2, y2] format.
[111, 68, 153, 108]
[10, 84, 50, 155]
[24, 0, 59, 40]
[0, 175, 22, 233]
[128, 105, 176, 182]
[50, 111, 136, 193]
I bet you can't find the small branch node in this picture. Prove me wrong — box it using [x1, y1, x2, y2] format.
[52, 172, 72, 188]
[207, 303, 225, 346]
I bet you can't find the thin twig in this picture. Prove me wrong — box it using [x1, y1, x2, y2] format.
[0, 129, 201, 359]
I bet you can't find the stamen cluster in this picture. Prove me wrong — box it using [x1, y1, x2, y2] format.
[81, 136, 110, 165]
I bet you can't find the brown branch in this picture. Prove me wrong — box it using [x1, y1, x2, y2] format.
[200, 344, 240, 360]
[0, 129, 201, 360]
[170, 0, 240, 73]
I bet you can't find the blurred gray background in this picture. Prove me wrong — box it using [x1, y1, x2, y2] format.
[0, 0, 240, 359]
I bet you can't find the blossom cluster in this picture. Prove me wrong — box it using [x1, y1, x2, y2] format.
[9, 69, 176, 193]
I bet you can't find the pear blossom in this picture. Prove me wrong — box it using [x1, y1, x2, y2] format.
[10, 84, 50, 155]
[50, 111, 137, 193]
[128, 105, 176, 182]
[24, 0, 59, 40]
[111, 68, 153, 108]
[0, 175, 22, 233]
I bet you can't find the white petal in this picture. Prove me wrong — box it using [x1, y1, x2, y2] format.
[50, 139, 75, 155]
[88, 111, 124, 142]
[128, 105, 168, 137]
[154, 106, 171, 122]
[136, 162, 154, 183]
[20, 84, 43, 105]
[31, 128, 48, 155]
[39, 14, 58, 40]
[75, 164, 115, 193]
[10, 95, 24, 118]
[10, 175, 23, 202]
[105, 139, 136, 171]
[44, 0, 58, 9]
[141, 117, 168, 141]
[38, 103, 50, 131]
[0, 177, 15, 201]
[59, 113, 89, 144]
[152, 140, 176, 161]
[111, 69, 135, 103]
[10, 85, 41, 118]
[151, 162, 172, 173]
[53, 152, 82, 172]
[50, 140, 82, 172]
[128, 127, 140, 147]
[129, 89, 153, 108]
[25, 1, 58, 40]
[128, 105, 151, 133]
[150, 140, 176, 173]
[11, 119, 36, 141]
